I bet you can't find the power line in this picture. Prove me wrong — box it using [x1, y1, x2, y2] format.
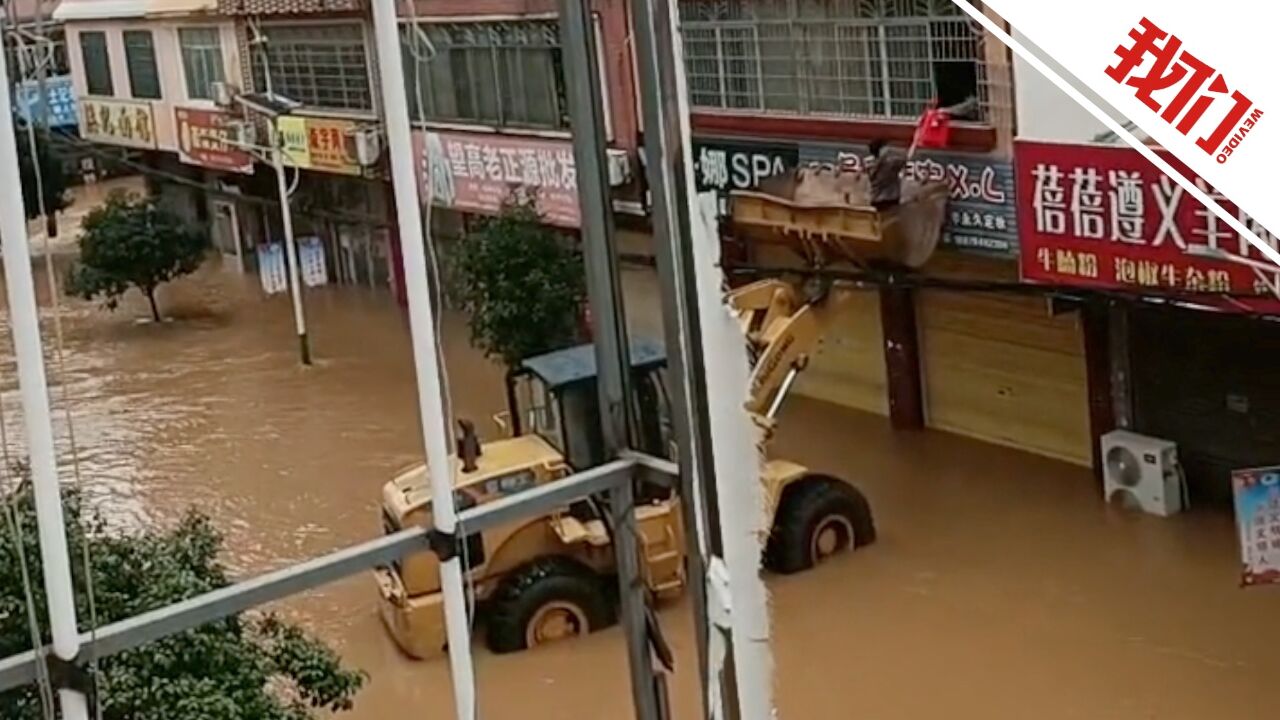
[43, 129, 390, 228]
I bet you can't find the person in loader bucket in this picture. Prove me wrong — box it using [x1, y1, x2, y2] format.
[866, 138, 907, 212]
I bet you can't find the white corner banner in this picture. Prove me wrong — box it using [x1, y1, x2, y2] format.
[957, 0, 1280, 269]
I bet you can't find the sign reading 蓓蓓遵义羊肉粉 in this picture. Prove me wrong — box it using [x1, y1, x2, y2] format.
[1016, 139, 1280, 313]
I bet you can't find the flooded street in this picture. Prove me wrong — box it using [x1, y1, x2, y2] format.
[2, 248, 1276, 719]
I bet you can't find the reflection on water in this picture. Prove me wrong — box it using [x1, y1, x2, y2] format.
[0, 252, 1273, 720]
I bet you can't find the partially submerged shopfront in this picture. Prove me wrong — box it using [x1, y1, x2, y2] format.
[1017, 139, 1280, 508]
[693, 133, 1095, 470]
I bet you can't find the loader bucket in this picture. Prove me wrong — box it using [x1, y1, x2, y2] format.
[728, 166, 949, 269]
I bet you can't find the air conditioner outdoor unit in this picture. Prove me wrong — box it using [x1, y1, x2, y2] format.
[354, 128, 382, 167]
[225, 120, 257, 149]
[212, 81, 237, 109]
[1101, 429, 1186, 516]
[606, 148, 631, 187]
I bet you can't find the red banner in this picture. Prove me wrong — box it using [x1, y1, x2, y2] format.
[411, 130, 580, 228]
[175, 107, 253, 174]
[1015, 140, 1280, 313]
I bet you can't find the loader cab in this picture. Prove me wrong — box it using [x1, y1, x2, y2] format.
[505, 338, 673, 470]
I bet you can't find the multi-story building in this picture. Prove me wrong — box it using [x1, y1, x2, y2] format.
[54, 0, 392, 286]
[399, 0, 638, 250]
[217, 0, 392, 290]
[1011, 30, 1280, 507]
[671, 1, 1092, 469]
[55, 0, 253, 257]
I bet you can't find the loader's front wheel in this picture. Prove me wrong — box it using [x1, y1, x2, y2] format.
[765, 475, 875, 574]
[486, 557, 614, 654]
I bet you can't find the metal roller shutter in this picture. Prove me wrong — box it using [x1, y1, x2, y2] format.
[1131, 307, 1280, 507]
[917, 268, 1090, 465]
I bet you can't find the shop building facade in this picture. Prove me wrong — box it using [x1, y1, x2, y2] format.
[674, 0, 1096, 467]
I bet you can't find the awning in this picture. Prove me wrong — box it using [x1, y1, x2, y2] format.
[52, 0, 216, 21]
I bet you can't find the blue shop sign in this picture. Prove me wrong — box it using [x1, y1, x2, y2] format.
[14, 75, 78, 129]
[799, 143, 1019, 258]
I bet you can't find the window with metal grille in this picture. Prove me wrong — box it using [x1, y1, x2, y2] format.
[401, 19, 568, 131]
[251, 23, 374, 112]
[124, 30, 161, 100]
[79, 31, 112, 96]
[179, 27, 226, 101]
[679, 0, 987, 122]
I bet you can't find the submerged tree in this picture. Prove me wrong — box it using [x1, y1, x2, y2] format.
[66, 192, 208, 321]
[16, 120, 71, 237]
[0, 474, 366, 720]
[450, 199, 588, 367]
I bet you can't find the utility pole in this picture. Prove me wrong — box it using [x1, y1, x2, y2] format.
[269, 120, 312, 366]
[558, 2, 668, 719]
[369, 2, 477, 719]
[0, 31, 90, 720]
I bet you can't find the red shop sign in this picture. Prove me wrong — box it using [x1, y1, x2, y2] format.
[1015, 140, 1280, 313]
[175, 107, 253, 174]
[411, 130, 580, 228]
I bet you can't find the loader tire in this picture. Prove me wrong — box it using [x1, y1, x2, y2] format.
[765, 475, 875, 575]
[485, 556, 614, 654]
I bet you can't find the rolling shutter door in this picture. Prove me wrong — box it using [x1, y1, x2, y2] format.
[751, 244, 888, 416]
[917, 287, 1090, 465]
[1130, 307, 1280, 507]
[795, 289, 888, 416]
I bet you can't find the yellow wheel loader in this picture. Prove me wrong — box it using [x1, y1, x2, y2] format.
[375, 168, 950, 659]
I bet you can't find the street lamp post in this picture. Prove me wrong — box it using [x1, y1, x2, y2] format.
[268, 120, 311, 366]
[222, 106, 312, 367]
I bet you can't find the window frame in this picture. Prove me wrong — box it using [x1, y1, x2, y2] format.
[678, 0, 988, 124]
[251, 19, 377, 116]
[178, 26, 227, 102]
[78, 30, 114, 97]
[401, 15, 614, 138]
[123, 29, 162, 100]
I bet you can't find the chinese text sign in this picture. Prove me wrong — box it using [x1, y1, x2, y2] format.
[413, 130, 580, 228]
[175, 107, 252, 174]
[15, 76, 77, 128]
[278, 116, 363, 176]
[1015, 140, 1280, 313]
[79, 97, 157, 149]
[693, 137, 1017, 256]
[1232, 467, 1280, 586]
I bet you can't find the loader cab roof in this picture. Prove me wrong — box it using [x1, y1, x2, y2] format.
[520, 338, 666, 390]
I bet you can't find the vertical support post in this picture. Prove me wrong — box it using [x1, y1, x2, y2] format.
[369, 3, 477, 720]
[558, 2, 663, 719]
[1082, 300, 1114, 481]
[879, 284, 925, 430]
[0, 33, 90, 720]
[384, 191, 408, 306]
[1108, 303, 1134, 430]
[629, 0, 736, 716]
[270, 121, 312, 365]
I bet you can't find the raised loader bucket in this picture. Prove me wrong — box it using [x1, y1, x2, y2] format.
[728, 166, 949, 269]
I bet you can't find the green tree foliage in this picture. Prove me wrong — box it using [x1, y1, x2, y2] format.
[0, 476, 366, 720]
[15, 121, 71, 236]
[66, 193, 209, 322]
[450, 201, 587, 367]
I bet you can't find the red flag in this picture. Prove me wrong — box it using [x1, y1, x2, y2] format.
[910, 102, 952, 154]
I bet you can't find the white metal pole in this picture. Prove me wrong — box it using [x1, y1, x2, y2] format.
[0, 33, 90, 720]
[369, 3, 477, 719]
[270, 121, 312, 365]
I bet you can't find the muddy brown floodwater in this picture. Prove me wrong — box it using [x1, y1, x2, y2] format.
[1, 252, 1276, 719]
